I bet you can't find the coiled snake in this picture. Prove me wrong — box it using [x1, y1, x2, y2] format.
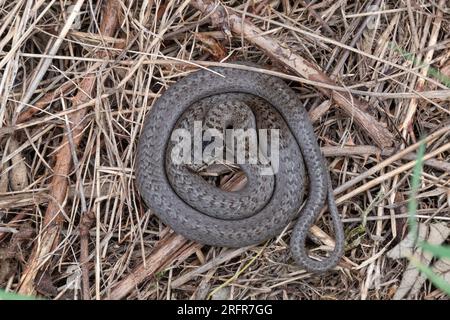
[136, 65, 344, 272]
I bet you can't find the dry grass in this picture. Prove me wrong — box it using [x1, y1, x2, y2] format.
[0, 0, 449, 300]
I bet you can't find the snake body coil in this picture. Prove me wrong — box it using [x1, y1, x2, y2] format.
[136, 66, 344, 272]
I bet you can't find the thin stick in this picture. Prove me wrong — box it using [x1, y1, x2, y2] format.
[336, 142, 450, 204]
[334, 125, 450, 195]
[14, 0, 85, 122]
[79, 210, 95, 300]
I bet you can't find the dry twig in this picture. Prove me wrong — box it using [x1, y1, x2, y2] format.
[17, 0, 122, 295]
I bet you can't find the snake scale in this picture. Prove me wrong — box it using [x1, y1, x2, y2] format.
[136, 65, 344, 272]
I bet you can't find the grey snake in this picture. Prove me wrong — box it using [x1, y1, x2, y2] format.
[136, 65, 344, 272]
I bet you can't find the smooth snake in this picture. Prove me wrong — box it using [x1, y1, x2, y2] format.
[136, 65, 344, 272]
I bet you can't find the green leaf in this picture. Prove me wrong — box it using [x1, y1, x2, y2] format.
[420, 242, 450, 259]
[409, 257, 450, 296]
[406, 141, 450, 297]
[407, 141, 426, 242]
[0, 289, 36, 300]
